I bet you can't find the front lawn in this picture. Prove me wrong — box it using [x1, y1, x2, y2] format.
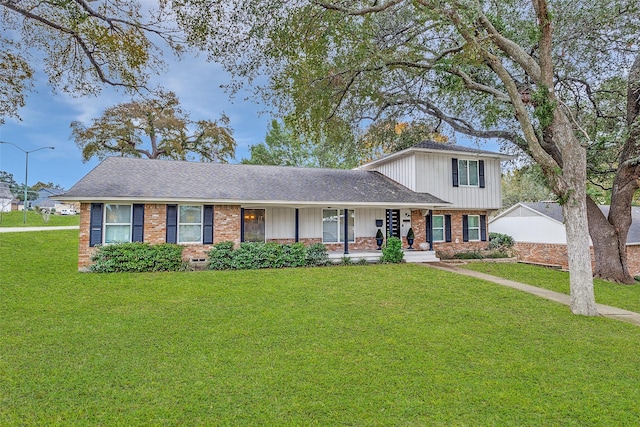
[2, 230, 640, 425]
[463, 262, 640, 313]
[0, 210, 80, 227]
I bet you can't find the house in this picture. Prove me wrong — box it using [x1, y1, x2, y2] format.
[0, 182, 13, 213]
[30, 187, 77, 213]
[57, 141, 513, 270]
[489, 201, 640, 275]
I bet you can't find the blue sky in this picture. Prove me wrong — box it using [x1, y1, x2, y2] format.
[0, 51, 499, 190]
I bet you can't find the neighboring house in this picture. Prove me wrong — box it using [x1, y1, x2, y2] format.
[58, 141, 513, 270]
[30, 188, 78, 214]
[0, 182, 13, 213]
[490, 201, 640, 275]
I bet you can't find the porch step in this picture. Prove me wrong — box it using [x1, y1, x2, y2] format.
[328, 250, 439, 264]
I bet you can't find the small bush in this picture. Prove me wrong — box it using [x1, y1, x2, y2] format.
[91, 242, 184, 273]
[339, 256, 353, 266]
[282, 243, 307, 268]
[356, 258, 370, 266]
[381, 237, 404, 263]
[452, 251, 484, 260]
[208, 241, 235, 270]
[485, 251, 511, 259]
[488, 232, 515, 251]
[305, 243, 329, 267]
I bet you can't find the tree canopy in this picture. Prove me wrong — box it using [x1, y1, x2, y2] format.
[0, 0, 185, 123]
[71, 91, 236, 163]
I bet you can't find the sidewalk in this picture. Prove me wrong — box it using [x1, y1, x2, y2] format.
[427, 262, 640, 327]
[0, 226, 79, 233]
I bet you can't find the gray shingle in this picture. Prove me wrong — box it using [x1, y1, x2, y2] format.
[60, 157, 448, 206]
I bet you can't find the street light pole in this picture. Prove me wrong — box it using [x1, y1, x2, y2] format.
[0, 141, 55, 224]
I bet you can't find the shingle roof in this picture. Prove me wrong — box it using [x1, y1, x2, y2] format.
[522, 201, 640, 244]
[412, 140, 507, 156]
[59, 157, 448, 206]
[0, 182, 13, 199]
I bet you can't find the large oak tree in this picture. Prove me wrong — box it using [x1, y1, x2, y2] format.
[71, 91, 236, 163]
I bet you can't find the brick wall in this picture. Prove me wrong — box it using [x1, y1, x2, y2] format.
[78, 203, 94, 269]
[627, 246, 640, 277]
[214, 205, 241, 246]
[409, 209, 490, 254]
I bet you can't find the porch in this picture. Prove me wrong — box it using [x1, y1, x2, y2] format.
[328, 249, 439, 264]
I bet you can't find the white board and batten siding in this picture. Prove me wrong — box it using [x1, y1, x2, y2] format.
[265, 207, 387, 240]
[489, 205, 568, 244]
[370, 152, 503, 209]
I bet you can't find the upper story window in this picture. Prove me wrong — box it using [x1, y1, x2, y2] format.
[322, 209, 355, 243]
[459, 159, 479, 186]
[452, 158, 485, 188]
[178, 205, 202, 244]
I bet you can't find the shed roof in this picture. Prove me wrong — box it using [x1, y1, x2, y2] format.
[58, 157, 449, 207]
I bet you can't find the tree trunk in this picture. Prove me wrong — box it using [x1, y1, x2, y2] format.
[587, 197, 635, 284]
[552, 114, 599, 316]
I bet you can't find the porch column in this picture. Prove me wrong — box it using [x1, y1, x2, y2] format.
[343, 208, 349, 255]
[295, 208, 299, 243]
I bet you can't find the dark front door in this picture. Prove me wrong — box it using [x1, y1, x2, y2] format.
[386, 209, 400, 239]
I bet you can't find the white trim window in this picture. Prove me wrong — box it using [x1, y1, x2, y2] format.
[178, 205, 203, 244]
[104, 204, 131, 244]
[322, 209, 355, 243]
[467, 215, 481, 241]
[458, 159, 479, 186]
[432, 215, 445, 242]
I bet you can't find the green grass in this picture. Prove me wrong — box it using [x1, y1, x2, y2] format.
[463, 262, 640, 313]
[0, 210, 80, 227]
[2, 231, 640, 425]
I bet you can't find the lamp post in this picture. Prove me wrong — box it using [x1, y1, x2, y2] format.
[0, 141, 55, 224]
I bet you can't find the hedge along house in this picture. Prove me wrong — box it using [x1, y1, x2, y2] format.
[57, 141, 513, 270]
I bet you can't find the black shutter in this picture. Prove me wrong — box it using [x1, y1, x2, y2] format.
[166, 204, 177, 244]
[132, 204, 145, 242]
[480, 214, 487, 241]
[425, 213, 432, 244]
[452, 158, 459, 187]
[462, 215, 469, 242]
[240, 208, 245, 242]
[89, 203, 103, 247]
[445, 214, 452, 243]
[479, 160, 485, 188]
[203, 205, 214, 244]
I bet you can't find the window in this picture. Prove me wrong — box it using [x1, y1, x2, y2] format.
[459, 159, 479, 186]
[322, 209, 355, 243]
[105, 204, 131, 244]
[467, 215, 480, 241]
[178, 205, 202, 243]
[432, 215, 445, 242]
[243, 209, 265, 242]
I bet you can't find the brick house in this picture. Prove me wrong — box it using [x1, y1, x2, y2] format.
[57, 141, 513, 270]
[490, 201, 640, 275]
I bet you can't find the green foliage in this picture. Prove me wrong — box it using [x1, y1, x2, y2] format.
[407, 227, 415, 240]
[207, 241, 235, 270]
[208, 241, 327, 270]
[90, 242, 184, 273]
[501, 164, 555, 208]
[339, 256, 353, 266]
[532, 85, 557, 129]
[381, 236, 404, 263]
[488, 232, 515, 251]
[305, 243, 330, 267]
[452, 251, 484, 260]
[376, 228, 384, 239]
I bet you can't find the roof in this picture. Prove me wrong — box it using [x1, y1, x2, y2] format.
[58, 157, 449, 207]
[492, 201, 640, 244]
[358, 140, 515, 170]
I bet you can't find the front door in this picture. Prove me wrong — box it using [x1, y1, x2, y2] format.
[386, 209, 400, 239]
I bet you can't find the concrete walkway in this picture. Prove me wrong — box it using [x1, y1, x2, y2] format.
[0, 226, 79, 233]
[427, 262, 640, 327]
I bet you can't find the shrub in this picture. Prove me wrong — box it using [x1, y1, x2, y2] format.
[282, 243, 307, 268]
[381, 237, 404, 263]
[407, 227, 415, 240]
[356, 258, 370, 266]
[488, 232, 515, 251]
[208, 241, 235, 270]
[90, 242, 184, 273]
[339, 256, 353, 266]
[452, 250, 484, 260]
[305, 243, 329, 267]
[376, 229, 384, 239]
